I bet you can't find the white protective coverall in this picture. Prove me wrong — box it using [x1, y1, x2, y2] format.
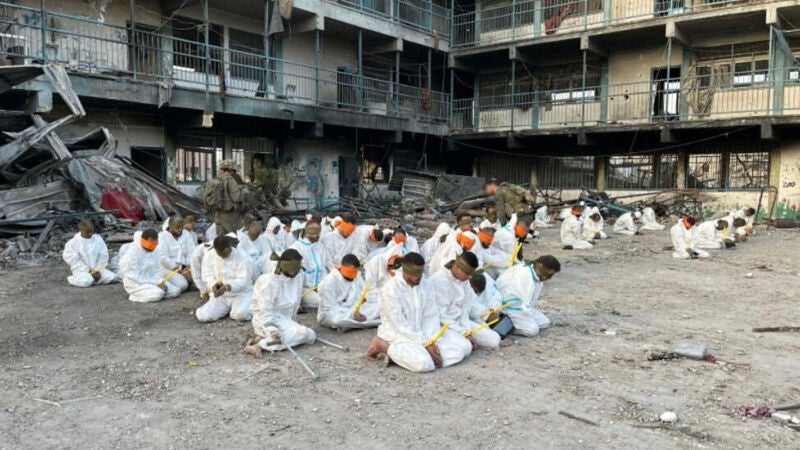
[364, 251, 397, 300]
[694, 221, 724, 250]
[237, 231, 273, 282]
[496, 263, 551, 336]
[62, 233, 118, 287]
[265, 217, 289, 254]
[190, 242, 213, 294]
[429, 269, 500, 349]
[319, 229, 352, 272]
[560, 215, 593, 249]
[582, 207, 607, 240]
[288, 238, 326, 308]
[640, 207, 664, 231]
[205, 223, 217, 242]
[195, 248, 253, 322]
[534, 205, 554, 228]
[317, 270, 380, 329]
[612, 212, 639, 236]
[153, 233, 189, 293]
[469, 272, 503, 314]
[428, 232, 471, 275]
[671, 222, 710, 259]
[349, 225, 382, 261]
[383, 235, 420, 258]
[119, 244, 182, 302]
[733, 208, 756, 236]
[377, 276, 472, 372]
[250, 271, 316, 351]
[420, 223, 451, 262]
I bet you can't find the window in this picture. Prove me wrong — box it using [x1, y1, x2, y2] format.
[228, 28, 264, 83]
[175, 136, 222, 183]
[231, 137, 274, 182]
[537, 156, 595, 189]
[733, 60, 768, 86]
[728, 152, 769, 189]
[696, 66, 712, 88]
[687, 153, 723, 189]
[172, 16, 223, 76]
[541, 65, 600, 103]
[606, 154, 677, 189]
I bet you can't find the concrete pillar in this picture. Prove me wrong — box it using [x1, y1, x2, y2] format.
[595, 157, 607, 191]
[676, 151, 687, 188]
[529, 159, 538, 188]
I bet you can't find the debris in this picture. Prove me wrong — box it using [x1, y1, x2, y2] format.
[776, 403, 800, 411]
[673, 342, 709, 360]
[316, 337, 349, 352]
[558, 410, 598, 426]
[738, 405, 776, 418]
[745, 272, 754, 278]
[660, 411, 678, 423]
[752, 326, 800, 333]
[228, 364, 277, 384]
[285, 344, 318, 381]
[34, 395, 103, 407]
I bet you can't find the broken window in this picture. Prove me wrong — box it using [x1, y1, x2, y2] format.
[687, 153, 723, 189]
[175, 136, 222, 183]
[537, 156, 595, 189]
[540, 64, 600, 103]
[231, 137, 274, 183]
[171, 16, 223, 79]
[606, 154, 677, 189]
[728, 151, 769, 189]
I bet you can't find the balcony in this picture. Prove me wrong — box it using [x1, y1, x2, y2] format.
[452, 0, 768, 49]
[451, 68, 800, 133]
[329, 0, 451, 38]
[0, 2, 450, 124]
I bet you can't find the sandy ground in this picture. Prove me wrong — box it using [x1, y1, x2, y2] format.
[1, 224, 799, 449]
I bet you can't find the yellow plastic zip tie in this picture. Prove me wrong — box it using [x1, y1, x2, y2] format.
[463, 318, 500, 337]
[301, 286, 318, 297]
[89, 262, 108, 275]
[350, 282, 371, 315]
[157, 267, 182, 285]
[507, 242, 523, 267]
[424, 322, 449, 348]
[481, 300, 518, 319]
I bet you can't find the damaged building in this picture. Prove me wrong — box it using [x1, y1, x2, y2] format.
[2, 0, 800, 223]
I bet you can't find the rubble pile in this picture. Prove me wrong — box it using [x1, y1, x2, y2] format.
[0, 65, 203, 238]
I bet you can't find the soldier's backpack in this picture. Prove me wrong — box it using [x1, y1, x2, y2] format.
[203, 178, 226, 212]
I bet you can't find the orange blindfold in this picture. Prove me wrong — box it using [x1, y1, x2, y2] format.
[393, 234, 407, 244]
[338, 265, 359, 280]
[514, 224, 528, 239]
[477, 230, 493, 245]
[140, 237, 158, 251]
[339, 221, 356, 236]
[456, 233, 476, 250]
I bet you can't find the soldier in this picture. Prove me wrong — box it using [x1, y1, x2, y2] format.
[484, 178, 536, 226]
[204, 160, 242, 236]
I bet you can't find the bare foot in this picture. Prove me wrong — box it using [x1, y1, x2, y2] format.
[365, 336, 388, 360]
[244, 344, 263, 359]
[383, 353, 393, 367]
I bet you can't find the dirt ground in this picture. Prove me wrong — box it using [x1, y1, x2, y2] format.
[1, 224, 799, 449]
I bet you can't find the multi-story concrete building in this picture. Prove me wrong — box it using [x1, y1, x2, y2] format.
[449, 0, 800, 217]
[2, 0, 799, 217]
[1, 0, 451, 208]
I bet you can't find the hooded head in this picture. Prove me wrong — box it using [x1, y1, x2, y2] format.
[78, 218, 95, 239]
[267, 217, 282, 235]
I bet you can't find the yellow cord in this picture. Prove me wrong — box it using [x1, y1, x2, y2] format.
[301, 286, 318, 297]
[424, 322, 449, 348]
[507, 242, 523, 267]
[464, 318, 500, 337]
[157, 267, 182, 285]
[481, 300, 518, 319]
[350, 282, 371, 315]
[89, 262, 108, 275]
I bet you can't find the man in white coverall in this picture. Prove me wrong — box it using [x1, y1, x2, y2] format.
[428, 230, 478, 275]
[561, 205, 593, 249]
[119, 229, 182, 302]
[429, 252, 500, 350]
[496, 255, 561, 337]
[317, 254, 380, 330]
[613, 211, 641, 236]
[288, 222, 326, 309]
[640, 207, 664, 231]
[245, 249, 316, 358]
[319, 214, 357, 271]
[237, 219, 273, 282]
[694, 219, 728, 250]
[365, 252, 472, 372]
[671, 216, 710, 259]
[582, 208, 608, 240]
[62, 219, 118, 287]
[195, 236, 253, 322]
[420, 223, 451, 262]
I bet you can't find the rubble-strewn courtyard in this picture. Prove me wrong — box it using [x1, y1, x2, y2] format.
[2, 225, 798, 449]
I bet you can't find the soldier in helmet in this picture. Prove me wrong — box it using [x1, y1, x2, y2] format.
[204, 160, 242, 235]
[484, 178, 537, 226]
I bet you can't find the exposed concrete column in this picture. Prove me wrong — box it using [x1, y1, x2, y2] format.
[40, 0, 47, 63]
[768, 144, 782, 218]
[533, 0, 542, 37]
[160, 6, 173, 78]
[529, 158, 538, 188]
[474, 0, 482, 42]
[358, 30, 363, 108]
[676, 151, 687, 188]
[130, 0, 137, 79]
[510, 58, 516, 131]
[394, 50, 401, 115]
[595, 156, 607, 191]
[315, 29, 321, 104]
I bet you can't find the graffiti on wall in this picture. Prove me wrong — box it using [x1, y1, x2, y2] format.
[777, 151, 800, 219]
[280, 151, 339, 210]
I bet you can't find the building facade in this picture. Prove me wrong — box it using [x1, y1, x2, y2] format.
[2, 0, 799, 217]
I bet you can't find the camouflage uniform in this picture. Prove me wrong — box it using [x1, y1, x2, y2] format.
[211, 160, 242, 235]
[495, 183, 536, 226]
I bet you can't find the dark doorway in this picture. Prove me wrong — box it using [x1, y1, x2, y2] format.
[339, 156, 359, 198]
[652, 67, 681, 121]
[131, 147, 166, 181]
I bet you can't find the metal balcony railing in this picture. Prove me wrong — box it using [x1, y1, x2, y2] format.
[453, 0, 769, 48]
[452, 68, 800, 132]
[332, 0, 451, 38]
[0, 2, 449, 123]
